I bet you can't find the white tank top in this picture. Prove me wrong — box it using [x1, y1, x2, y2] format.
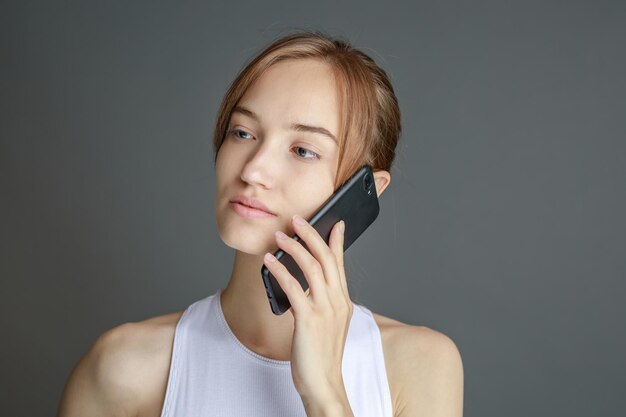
[159, 289, 394, 417]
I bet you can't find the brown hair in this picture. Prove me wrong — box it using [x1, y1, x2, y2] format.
[212, 30, 401, 190]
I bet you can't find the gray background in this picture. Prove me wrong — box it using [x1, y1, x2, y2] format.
[2, 1, 625, 416]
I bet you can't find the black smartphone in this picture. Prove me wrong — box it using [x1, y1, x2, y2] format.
[260, 164, 380, 315]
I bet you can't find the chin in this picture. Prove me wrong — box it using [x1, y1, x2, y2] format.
[217, 219, 278, 256]
[223, 236, 276, 256]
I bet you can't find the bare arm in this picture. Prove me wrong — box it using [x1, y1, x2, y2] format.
[56, 324, 146, 417]
[395, 327, 464, 417]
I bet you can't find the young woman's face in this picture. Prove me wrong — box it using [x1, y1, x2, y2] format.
[215, 58, 341, 254]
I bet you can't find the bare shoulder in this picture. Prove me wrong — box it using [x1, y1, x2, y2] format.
[371, 312, 464, 417]
[56, 311, 184, 417]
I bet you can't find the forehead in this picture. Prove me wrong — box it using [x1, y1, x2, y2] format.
[236, 58, 340, 136]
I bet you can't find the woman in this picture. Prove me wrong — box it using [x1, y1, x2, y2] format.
[57, 31, 463, 417]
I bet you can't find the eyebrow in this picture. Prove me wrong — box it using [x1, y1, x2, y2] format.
[232, 105, 337, 145]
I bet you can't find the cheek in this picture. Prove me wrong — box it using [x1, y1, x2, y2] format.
[214, 147, 237, 201]
[215, 143, 241, 179]
[289, 181, 335, 218]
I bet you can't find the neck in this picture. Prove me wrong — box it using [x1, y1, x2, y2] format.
[220, 250, 295, 361]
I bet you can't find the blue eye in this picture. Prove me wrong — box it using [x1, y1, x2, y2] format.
[293, 146, 320, 160]
[229, 129, 253, 140]
[228, 128, 320, 160]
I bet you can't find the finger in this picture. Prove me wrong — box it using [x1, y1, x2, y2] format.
[263, 252, 308, 314]
[291, 215, 340, 287]
[330, 220, 349, 299]
[274, 229, 327, 302]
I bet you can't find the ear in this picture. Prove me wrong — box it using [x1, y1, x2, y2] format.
[372, 170, 391, 198]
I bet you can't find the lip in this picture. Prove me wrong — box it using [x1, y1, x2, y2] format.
[229, 202, 276, 219]
[229, 195, 275, 214]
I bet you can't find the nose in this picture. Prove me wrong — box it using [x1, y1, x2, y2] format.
[239, 139, 278, 189]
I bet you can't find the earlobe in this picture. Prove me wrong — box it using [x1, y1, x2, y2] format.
[372, 170, 391, 198]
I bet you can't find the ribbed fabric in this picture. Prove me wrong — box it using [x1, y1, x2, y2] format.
[159, 289, 393, 417]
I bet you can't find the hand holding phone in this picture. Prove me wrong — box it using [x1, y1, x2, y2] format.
[261, 165, 380, 315]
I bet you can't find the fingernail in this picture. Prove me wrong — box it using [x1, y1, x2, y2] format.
[264, 252, 276, 263]
[293, 215, 306, 225]
[275, 231, 288, 240]
[340, 221, 345, 233]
